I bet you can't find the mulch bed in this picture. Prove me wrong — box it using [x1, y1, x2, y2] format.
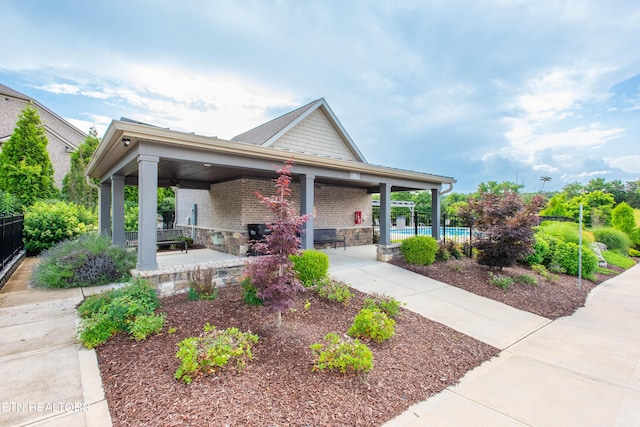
[97, 286, 499, 426]
[390, 257, 623, 319]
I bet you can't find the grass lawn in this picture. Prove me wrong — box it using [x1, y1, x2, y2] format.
[602, 250, 636, 269]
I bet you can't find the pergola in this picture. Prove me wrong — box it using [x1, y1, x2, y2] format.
[86, 119, 456, 271]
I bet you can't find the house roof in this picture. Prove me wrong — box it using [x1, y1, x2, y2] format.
[232, 98, 367, 163]
[0, 82, 86, 150]
[87, 118, 456, 194]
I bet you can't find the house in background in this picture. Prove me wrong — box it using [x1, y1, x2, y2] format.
[87, 98, 456, 271]
[0, 83, 86, 187]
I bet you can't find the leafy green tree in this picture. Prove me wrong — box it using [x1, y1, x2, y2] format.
[562, 182, 584, 198]
[0, 104, 58, 205]
[625, 180, 640, 208]
[585, 177, 606, 193]
[611, 202, 636, 236]
[62, 127, 99, 209]
[476, 181, 524, 196]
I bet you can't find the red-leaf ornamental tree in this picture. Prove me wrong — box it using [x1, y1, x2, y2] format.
[459, 191, 545, 269]
[245, 160, 312, 327]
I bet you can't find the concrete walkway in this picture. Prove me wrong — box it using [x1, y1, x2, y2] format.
[324, 246, 640, 427]
[0, 258, 111, 427]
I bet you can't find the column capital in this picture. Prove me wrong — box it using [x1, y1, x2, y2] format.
[137, 154, 159, 164]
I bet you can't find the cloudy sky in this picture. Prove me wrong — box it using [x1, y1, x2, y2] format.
[2, 0, 639, 193]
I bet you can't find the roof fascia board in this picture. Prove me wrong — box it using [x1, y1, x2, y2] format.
[87, 120, 455, 186]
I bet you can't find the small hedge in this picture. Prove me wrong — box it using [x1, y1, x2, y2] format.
[31, 233, 136, 288]
[77, 279, 163, 348]
[290, 250, 329, 287]
[400, 236, 439, 265]
[24, 200, 96, 255]
[592, 227, 631, 253]
[174, 324, 259, 384]
[347, 308, 395, 343]
[310, 333, 373, 375]
[554, 241, 598, 278]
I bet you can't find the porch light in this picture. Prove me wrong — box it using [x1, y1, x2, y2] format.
[203, 163, 211, 167]
[122, 138, 131, 147]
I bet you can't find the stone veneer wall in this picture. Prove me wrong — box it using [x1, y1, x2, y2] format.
[177, 178, 373, 255]
[132, 258, 248, 298]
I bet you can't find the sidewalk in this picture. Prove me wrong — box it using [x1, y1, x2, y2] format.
[324, 246, 640, 426]
[0, 258, 111, 427]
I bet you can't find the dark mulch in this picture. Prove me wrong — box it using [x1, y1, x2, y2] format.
[97, 286, 499, 426]
[390, 257, 623, 320]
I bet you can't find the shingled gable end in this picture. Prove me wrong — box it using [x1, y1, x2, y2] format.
[87, 97, 455, 271]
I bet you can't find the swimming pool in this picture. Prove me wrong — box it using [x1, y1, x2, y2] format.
[392, 226, 472, 239]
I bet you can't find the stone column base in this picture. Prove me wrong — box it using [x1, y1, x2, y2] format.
[376, 243, 401, 262]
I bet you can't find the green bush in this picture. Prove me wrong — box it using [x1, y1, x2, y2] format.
[629, 248, 640, 257]
[130, 313, 167, 341]
[531, 264, 558, 282]
[400, 236, 439, 265]
[362, 293, 403, 318]
[591, 227, 631, 253]
[24, 200, 96, 255]
[240, 277, 263, 306]
[187, 266, 217, 300]
[521, 234, 550, 265]
[537, 234, 562, 266]
[77, 279, 162, 348]
[488, 272, 514, 290]
[515, 274, 538, 286]
[315, 277, 354, 305]
[310, 333, 373, 375]
[347, 308, 395, 343]
[174, 324, 259, 384]
[290, 250, 329, 287]
[611, 202, 636, 236]
[31, 233, 136, 288]
[602, 251, 636, 269]
[554, 241, 598, 278]
[538, 221, 593, 245]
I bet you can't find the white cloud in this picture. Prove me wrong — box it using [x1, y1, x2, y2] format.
[604, 155, 640, 174]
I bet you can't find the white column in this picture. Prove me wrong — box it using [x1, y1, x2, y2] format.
[137, 155, 159, 271]
[98, 182, 111, 237]
[431, 188, 441, 240]
[300, 174, 315, 250]
[379, 183, 391, 245]
[111, 175, 125, 246]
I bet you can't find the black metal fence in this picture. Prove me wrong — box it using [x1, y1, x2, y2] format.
[1, 215, 24, 270]
[372, 207, 473, 254]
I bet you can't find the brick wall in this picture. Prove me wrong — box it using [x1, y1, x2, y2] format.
[178, 178, 373, 254]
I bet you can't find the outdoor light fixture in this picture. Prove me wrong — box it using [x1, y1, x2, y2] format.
[122, 138, 131, 147]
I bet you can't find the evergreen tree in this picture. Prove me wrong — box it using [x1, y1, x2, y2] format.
[62, 127, 99, 209]
[0, 104, 58, 205]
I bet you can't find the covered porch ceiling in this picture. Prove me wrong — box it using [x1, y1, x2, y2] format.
[86, 119, 456, 194]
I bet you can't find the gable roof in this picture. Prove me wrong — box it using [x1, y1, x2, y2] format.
[0, 83, 31, 101]
[232, 98, 367, 163]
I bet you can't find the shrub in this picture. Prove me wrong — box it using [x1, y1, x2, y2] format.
[629, 248, 640, 257]
[400, 236, 439, 265]
[362, 293, 403, 318]
[241, 277, 263, 306]
[310, 333, 373, 375]
[174, 324, 259, 384]
[488, 272, 513, 290]
[554, 241, 598, 278]
[459, 192, 545, 269]
[315, 277, 354, 305]
[290, 250, 329, 287]
[611, 202, 636, 236]
[591, 227, 631, 253]
[515, 274, 538, 286]
[602, 251, 636, 270]
[130, 313, 167, 341]
[187, 266, 217, 300]
[538, 221, 594, 245]
[537, 234, 562, 266]
[347, 308, 395, 343]
[31, 233, 136, 288]
[531, 264, 558, 282]
[521, 234, 550, 266]
[77, 279, 161, 348]
[24, 200, 96, 255]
